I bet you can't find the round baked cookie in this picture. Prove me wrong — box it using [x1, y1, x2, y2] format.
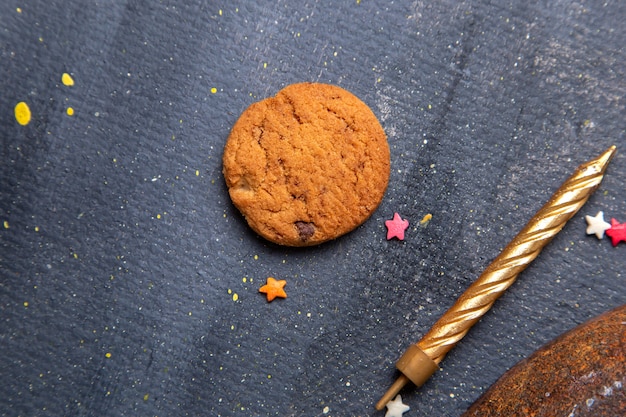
[222, 82, 390, 246]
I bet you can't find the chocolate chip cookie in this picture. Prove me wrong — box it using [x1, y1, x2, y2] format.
[222, 82, 390, 246]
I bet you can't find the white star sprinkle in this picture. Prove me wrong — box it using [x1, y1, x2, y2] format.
[585, 211, 611, 239]
[385, 394, 410, 417]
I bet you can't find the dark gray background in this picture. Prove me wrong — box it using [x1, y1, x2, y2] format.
[1, 1, 624, 416]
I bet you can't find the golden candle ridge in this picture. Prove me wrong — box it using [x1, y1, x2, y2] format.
[375, 145, 617, 411]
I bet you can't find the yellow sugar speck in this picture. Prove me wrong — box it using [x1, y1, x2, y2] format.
[3, 220, 9, 229]
[15, 102, 31, 125]
[61, 73, 74, 86]
[23, 301, 29, 307]
[143, 393, 149, 401]
[16, 7, 22, 13]
[38, 36, 43, 42]
[195, 170, 200, 176]
[210, 87, 217, 94]
[105, 352, 112, 358]
[232, 293, 239, 302]
[66, 107, 74, 116]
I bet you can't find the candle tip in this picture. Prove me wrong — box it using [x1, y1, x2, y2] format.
[599, 145, 617, 163]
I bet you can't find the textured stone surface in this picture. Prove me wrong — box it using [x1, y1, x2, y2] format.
[1, 1, 625, 416]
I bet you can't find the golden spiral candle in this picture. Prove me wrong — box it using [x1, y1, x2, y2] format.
[376, 146, 616, 410]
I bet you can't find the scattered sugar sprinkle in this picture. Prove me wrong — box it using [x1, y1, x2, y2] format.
[420, 213, 433, 226]
[14, 102, 31, 125]
[61, 73, 74, 86]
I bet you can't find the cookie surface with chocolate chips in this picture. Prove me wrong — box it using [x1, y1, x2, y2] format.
[222, 82, 390, 246]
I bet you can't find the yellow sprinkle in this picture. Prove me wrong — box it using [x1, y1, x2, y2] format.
[23, 301, 29, 307]
[420, 213, 433, 225]
[156, 214, 161, 219]
[228, 288, 232, 294]
[267, 374, 272, 379]
[143, 393, 149, 401]
[16, 7, 22, 13]
[105, 352, 112, 358]
[263, 62, 268, 69]
[219, 9, 223, 16]
[34, 226, 40, 232]
[211, 87, 217, 94]
[61, 73, 74, 86]
[230, 325, 235, 330]
[195, 170, 200, 176]
[14, 101, 31, 125]
[73, 253, 78, 259]
[38, 37, 43, 42]
[66, 107, 74, 116]
[254, 255, 259, 260]
[3, 220, 9, 229]
[242, 277, 247, 283]
[232, 293, 239, 302]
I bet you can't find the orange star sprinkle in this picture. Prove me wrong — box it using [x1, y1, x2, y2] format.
[259, 277, 287, 302]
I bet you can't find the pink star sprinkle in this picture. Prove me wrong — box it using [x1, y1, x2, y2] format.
[605, 218, 626, 247]
[385, 213, 409, 240]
